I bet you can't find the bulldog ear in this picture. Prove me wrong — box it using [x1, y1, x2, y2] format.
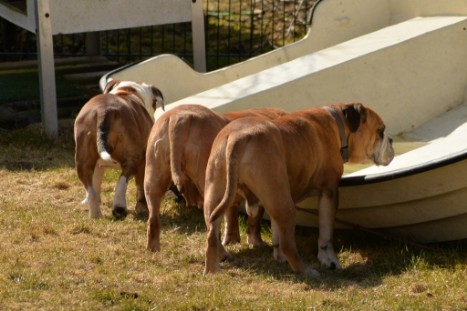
[103, 80, 120, 94]
[152, 86, 165, 111]
[343, 103, 367, 132]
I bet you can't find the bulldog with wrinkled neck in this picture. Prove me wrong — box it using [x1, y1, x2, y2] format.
[203, 103, 394, 276]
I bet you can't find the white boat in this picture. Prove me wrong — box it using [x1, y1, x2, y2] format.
[101, 0, 467, 243]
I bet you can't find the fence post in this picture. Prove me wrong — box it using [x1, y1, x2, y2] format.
[35, 0, 58, 137]
[191, 0, 206, 72]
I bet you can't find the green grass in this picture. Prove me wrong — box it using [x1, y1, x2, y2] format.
[0, 126, 466, 310]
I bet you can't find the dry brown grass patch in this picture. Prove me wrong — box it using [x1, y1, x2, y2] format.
[0, 126, 465, 310]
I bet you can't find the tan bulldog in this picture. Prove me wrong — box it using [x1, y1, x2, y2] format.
[74, 80, 164, 219]
[203, 103, 394, 276]
[144, 104, 286, 252]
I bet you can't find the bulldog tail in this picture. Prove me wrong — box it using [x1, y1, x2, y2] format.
[209, 137, 245, 223]
[168, 115, 190, 195]
[96, 112, 113, 161]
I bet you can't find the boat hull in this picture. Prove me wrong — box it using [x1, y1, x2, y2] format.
[295, 159, 467, 243]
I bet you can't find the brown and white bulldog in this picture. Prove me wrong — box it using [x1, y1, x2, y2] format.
[144, 104, 286, 252]
[74, 80, 164, 219]
[203, 103, 394, 276]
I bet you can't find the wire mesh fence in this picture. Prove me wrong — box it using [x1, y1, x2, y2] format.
[0, 0, 316, 71]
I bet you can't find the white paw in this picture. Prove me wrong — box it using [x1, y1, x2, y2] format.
[304, 266, 320, 277]
[273, 246, 287, 263]
[317, 248, 342, 270]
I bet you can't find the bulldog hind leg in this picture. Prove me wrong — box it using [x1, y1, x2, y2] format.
[271, 219, 286, 263]
[317, 190, 342, 270]
[255, 168, 319, 276]
[267, 202, 319, 277]
[92, 164, 104, 199]
[259, 185, 319, 277]
[204, 182, 232, 274]
[85, 186, 102, 218]
[223, 192, 256, 246]
[245, 200, 266, 247]
[76, 159, 103, 218]
[112, 174, 129, 220]
[90, 162, 105, 212]
[134, 163, 149, 220]
[112, 158, 140, 220]
[222, 201, 241, 245]
[145, 165, 172, 252]
[204, 216, 224, 274]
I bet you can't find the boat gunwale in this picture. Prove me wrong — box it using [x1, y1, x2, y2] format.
[340, 149, 467, 186]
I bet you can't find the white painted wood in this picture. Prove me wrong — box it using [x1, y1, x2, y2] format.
[0, 0, 35, 32]
[103, 0, 467, 105]
[34, 0, 58, 136]
[49, 0, 192, 34]
[167, 16, 467, 135]
[191, 0, 206, 72]
[0, 0, 206, 136]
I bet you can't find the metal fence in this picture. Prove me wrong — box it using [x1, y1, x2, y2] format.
[0, 0, 316, 71]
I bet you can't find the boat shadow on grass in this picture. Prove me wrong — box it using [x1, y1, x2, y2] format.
[226, 226, 466, 289]
[158, 201, 466, 288]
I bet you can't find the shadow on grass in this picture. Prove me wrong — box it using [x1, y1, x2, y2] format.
[157, 199, 467, 289]
[227, 228, 466, 290]
[0, 121, 76, 171]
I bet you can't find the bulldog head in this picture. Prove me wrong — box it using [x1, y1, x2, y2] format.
[340, 103, 394, 166]
[103, 80, 164, 119]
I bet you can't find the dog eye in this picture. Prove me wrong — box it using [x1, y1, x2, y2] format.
[378, 128, 385, 138]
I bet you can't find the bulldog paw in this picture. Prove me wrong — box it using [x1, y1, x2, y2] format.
[220, 250, 233, 262]
[147, 242, 161, 252]
[319, 259, 342, 270]
[89, 209, 103, 219]
[135, 203, 149, 221]
[204, 254, 222, 275]
[203, 265, 221, 275]
[317, 247, 342, 270]
[112, 206, 128, 220]
[135, 210, 149, 221]
[222, 233, 241, 245]
[88, 201, 102, 218]
[273, 246, 287, 263]
[247, 235, 267, 248]
[304, 267, 320, 278]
